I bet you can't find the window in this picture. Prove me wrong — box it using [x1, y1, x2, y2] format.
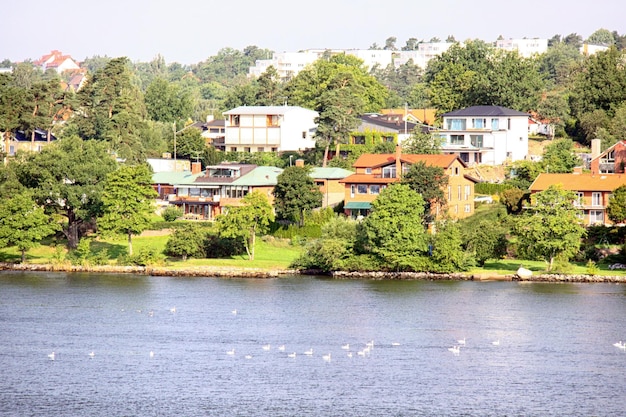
[450, 135, 464, 145]
[353, 135, 366, 145]
[230, 147, 237, 152]
[575, 192, 584, 206]
[491, 118, 499, 130]
[446, 119, 466, 130]
[350, 185, 355, 198]
[357, 184, 368, 194]
[472, 118, 486, 129]
[507, 118, 511, 130]
[382, 166, 396, 179]
[592, 192, 602, 207]
[244, 147, 251, 153]
[383, 136, 394, 142]
[457, 185, 462, 200]
[257, 147, 264, 152]
[589, 210, 604, 224]
[232, 115, 240, 126]
[365, 168, 372, 174]
[452, 167, 460, 176]
[302, 131, 306, 139]
[370, 185, 380, 194]
[271, 147, 278, 152]
[460, 153, 469, 163]
[470, 135, 483, 147]
[266, 115, 279, 126]
[464, 185, 471, 200]
[465, 204, 471, 213]
[448, 185, 451, 201]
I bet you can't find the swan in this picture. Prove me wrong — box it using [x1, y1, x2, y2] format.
[613, 341, 624, 349]
[231, 310, 237, 315]
[357, 350, 366, 356]
[391, 342, 401, 346]
[149, 351, 154, 358]
[323, 353, 331, 361]
[492, 340, 500, 346]
[366, 340, 374, 348]
[48, 352, 55, 360]
[278, 345, 285, 351]
[262, 344, 271, 351]
[227, 348, 235, 355]
[448, 346, 461, 355]
[304, 348, 313, 355]
[341, 344, 350, 350]
[288, 352, 296, 358]
[347, 352, 353, 358]
[169, 307, 176, 313]
[458, 338, 466, 345]
[89, 351, 95, 358]
[245, 354, 252, 359]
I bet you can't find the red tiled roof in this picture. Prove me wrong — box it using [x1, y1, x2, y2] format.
[352, 153, 461, 169]
[530, 173, 626, 192]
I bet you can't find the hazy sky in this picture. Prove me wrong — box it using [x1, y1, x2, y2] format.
[3, 0, 625, 65]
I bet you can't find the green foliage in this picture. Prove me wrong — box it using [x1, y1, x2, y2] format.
[430, 221, 470, 272]
[217, 191, 274, 260]
[164, 224, 207, 260]
[513, 185, 586, 270]
[541, 138, 580, 173]
[145, 77, 193, 123]
[0, 190, 60, 262]
[98, 164, 158, 255]
[361, 184, 429, 271]
[203, 234, 246, 258]
[161, 206, 183, 222]
[500, 188, 530, 215]
[271, 224, 322, 239]
[402, 129, 442, 154]
[475, 182, 512, 195]
[67, 238, 109, 266]
[586, 260, 599, 276]
[461, 217, 509, 266]
[173, 126, 205, 161]
[401, 162, 448, 223]
[273, 166, 323, 225]
[505, 160, 543, 189]
[607, 185, 626, 224]
[118, 247, 164, 267]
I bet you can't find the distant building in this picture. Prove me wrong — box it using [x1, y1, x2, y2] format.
[580, 43, 609, 56]
[495, 38, 548, 57]
[222, 105, 318, 153]
[34, 50, 81, 73]
[590, 140, 626, 175]
[394, 42, 456, 68]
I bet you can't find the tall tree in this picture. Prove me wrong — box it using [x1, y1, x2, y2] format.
[513, 185, 585, 271]
[586, 28, 615, 46]
[361, 183, 429, 271]
[273, 166, 322, 225]
[607, 185, 626, 224]
[217, 191, 274, 261]
[0, 73, 27, 163]
[403, 128, 442, 154]
[541, 138, 580, 173]
[401, 161, 448, 223]
[12, 136, 117, 249]
[0, 190, 59, 262]
[145, 77, 193, 123]
[98, 164, 158, 256]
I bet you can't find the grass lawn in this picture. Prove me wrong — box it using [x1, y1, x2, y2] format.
[474, 258, 626, 276]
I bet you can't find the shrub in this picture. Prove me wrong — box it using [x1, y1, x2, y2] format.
[119, 248, 164, 266]
[203, 234, 245, 258]
[161, 206, 183, 222]
[164, 224, 208, 260]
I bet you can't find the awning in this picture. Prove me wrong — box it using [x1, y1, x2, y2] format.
[344, 202, 372, 210]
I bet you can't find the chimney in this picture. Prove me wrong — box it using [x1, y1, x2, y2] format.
[395, 144, 402, 179]
[191, 162, 202, 174]
[206, 114, 214, 123]
[591, 138, 602, 159]
[295, 158, 305, 167]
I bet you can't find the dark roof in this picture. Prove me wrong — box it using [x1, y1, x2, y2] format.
[13, 129, 57, 142]
[358, 114, 418, 132]
[442, 106, 529, 117]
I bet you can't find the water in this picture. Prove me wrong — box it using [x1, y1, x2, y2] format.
[1, 272, 625, 416]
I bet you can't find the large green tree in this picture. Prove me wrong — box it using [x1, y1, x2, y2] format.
[273, 166, 322, 225]
[12, 136, 117, 249]
[361, 183, 429, 271]
[217, 191, 274, 261]
[0, 190, 60, 262]
[98, 164, 158, 256]
[513, 185, 585, 271]
[607, 185, 626, 224]
[541, 138, 580, 173]
[144, 77, 193, 123]
[401, 161, 448, 223]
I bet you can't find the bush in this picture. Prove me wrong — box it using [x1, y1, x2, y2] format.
[118, 248, 164, 266]
[161, 206, 183, 222]
[203, 234, 245, 258]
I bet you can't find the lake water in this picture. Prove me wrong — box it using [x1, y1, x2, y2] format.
[1, 272, 625, 416]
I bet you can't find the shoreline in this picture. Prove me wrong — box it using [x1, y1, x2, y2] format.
[1, 262, 626, 283]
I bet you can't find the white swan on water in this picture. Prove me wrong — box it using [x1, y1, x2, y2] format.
[48, 352, 55, 360]
[458, 338, 466, 345]
[89, 351, 95, 358]
[262, 344, 271, 351]
[227, 349, 235, 355]
[613, 341, 624, 349]
[288, 352, 296, 358]
[492, 340, 500, 346]
[341, 344, 350, 350]
[448, 346, 461, 355]
[278, 345, 285, 351]
[322, 353, 331, 362]
[304, 348, 313, 355]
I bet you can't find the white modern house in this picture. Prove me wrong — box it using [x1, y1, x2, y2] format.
[222, 105, 318, 153]
[435, 105, 530, 166]
[495, 38, 548, 57]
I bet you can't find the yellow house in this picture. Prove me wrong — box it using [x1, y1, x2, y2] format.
[339, 146, 478, 219]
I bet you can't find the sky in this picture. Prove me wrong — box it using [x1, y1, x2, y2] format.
[3, 0, 625, 65]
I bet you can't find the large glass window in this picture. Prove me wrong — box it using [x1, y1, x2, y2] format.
[472, 118, 486, 128]
[592, 192, 602, 206]
[450, 135, 464, 145]
[491, 118, 499, 130]
[353, 135, 366, 145]
[357, 184, 368, 194]
[382, 166, 396, 178]
[446, 119, 466, 130]
[575, 192, 584, 206]
[589, 210, 604, 224]
[470, 135, 483, 147]
[370, 185, 380, 194]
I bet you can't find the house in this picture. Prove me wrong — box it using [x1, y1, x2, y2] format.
[308, 165, 354, 208]
[495, 38, 548, 57]
[222, 105, 318, 153]
[590, 140, 626, 174]
[3, 129, 57, 156]
[339, 146, 478, 219]
[166, 163, 283, 220]
[394, 42, 456, 69]
[381, 108, 438, 126]
[435, 105, 530, 166]
[529, 172, 626, 225]
[34, 50, 81, 73]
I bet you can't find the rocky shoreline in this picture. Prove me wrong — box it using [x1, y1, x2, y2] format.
[1, 262, 626, 283]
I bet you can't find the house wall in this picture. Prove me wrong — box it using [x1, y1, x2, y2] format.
[590, 142, 626, 174]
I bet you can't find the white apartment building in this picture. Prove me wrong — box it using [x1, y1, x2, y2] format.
[394, 42, 456, 68]
[436, 105, 530, 166]
[495, 38, 548, 57]
[222, 105, 318, 153]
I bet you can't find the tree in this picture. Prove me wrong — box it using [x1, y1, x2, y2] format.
[403, 128, 442, 154]
[607, 185, 626, 224]
[164, 224, 207, 260]
[173, 126, 205, 161]
[12, 136, 117, 249]
[98, 164, 158, 256]
[542, 138, 580, 173]
[586, 28, 615, 46]
[384, 37, 397, 51]
[513, 185, 585, 271]
[0, 73, 27, 163]
[430, 221, 467, 272]
[401, 161, 448, 223]
[217, 191, 274, 261]
[361, 184, 429, 271]
[462, 218, 508, 266]
[144, 77, 193, 123]
[535, 92, 570, 138]
[0, 190, 59, 262]
[273, 166, 322, 225]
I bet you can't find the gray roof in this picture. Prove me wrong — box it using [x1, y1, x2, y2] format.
[223, 105, 317, 116]
[152, 171, 199, 185]
[442, 106, 529, 117]
[309, 167, 354, 179]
